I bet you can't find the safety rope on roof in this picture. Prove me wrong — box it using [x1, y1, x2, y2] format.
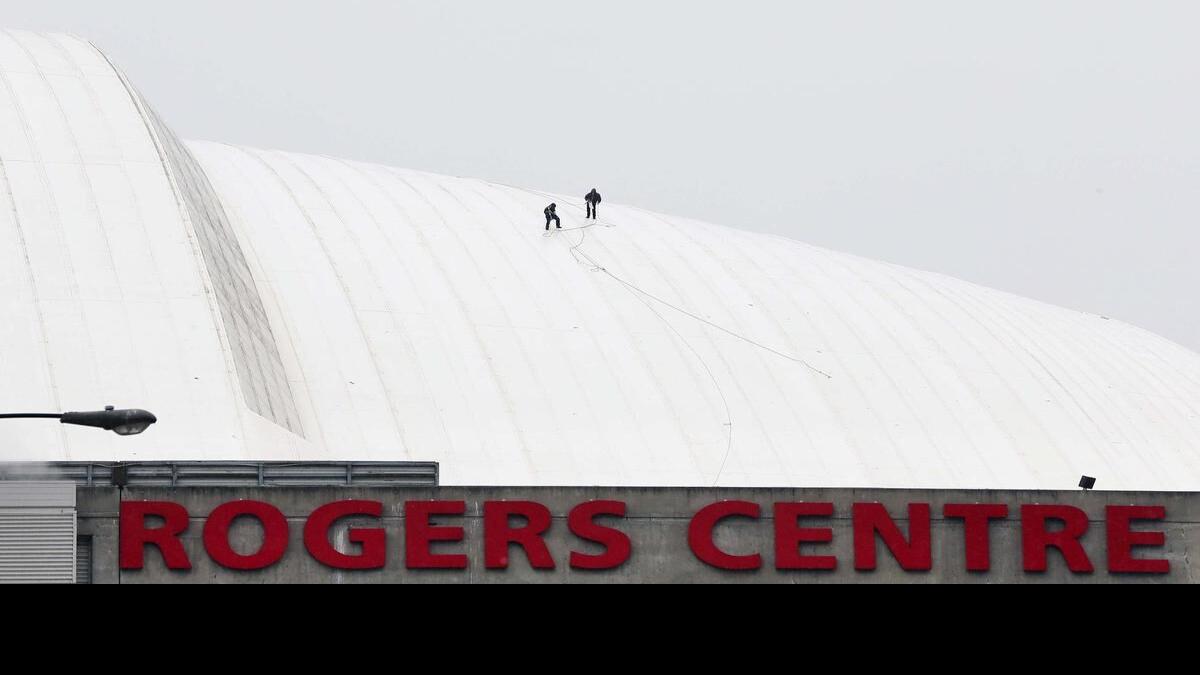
[481, 177, 835, 484]
[483, 178, 835, 379]
[573, 240, 834, 380]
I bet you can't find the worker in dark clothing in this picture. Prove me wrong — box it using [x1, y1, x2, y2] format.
[545, 203, 561, 231]
[585, 189, 602, 220]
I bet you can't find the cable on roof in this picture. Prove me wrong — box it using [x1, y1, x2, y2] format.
[626, 270, 736, 485]
[572, 240, 834, 379]
[480, 178, 834, 378]
[559, 225, 830, 485]
[482, 177, 835, 483]
[552, 225, 732, 484]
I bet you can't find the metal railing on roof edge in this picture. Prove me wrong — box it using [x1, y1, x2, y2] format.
[0, 461, 439, 488]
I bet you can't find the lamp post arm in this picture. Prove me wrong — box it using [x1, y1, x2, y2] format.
[0, 408, 157, 436]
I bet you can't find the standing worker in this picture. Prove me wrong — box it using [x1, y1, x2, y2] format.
[585, 188, 603, 220]
[545, 203, 561, 231]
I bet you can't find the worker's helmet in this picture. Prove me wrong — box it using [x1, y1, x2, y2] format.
[550, 203, 557, 209]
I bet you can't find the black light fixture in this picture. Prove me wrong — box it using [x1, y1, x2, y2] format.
[1079, 475, 1097, 491]
[0, 406, 157, 436]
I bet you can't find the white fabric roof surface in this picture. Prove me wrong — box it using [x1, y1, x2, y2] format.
[3, 30, 1200, 489]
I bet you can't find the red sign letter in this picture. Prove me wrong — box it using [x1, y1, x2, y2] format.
[203, 501, 290, 571]
[689, 501, 762, 571]
[568, 501, 631, 571]
[775, 503, 837, 571]
[853, 503, 932, 571]
[1021, 505, 1094, 573]
[120, 501, 192, 571]
[1107, 505, 1169, 574]
[305, 501, 387, 570]
[405, 501, 468, 569]
[485, 501, 555, 570]
[944, 504, 1009, 572]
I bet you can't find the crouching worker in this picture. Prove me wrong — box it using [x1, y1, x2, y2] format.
[545, 203, 561, 231]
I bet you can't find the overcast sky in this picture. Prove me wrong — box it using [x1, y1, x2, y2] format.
[5, 1, 1200, 349]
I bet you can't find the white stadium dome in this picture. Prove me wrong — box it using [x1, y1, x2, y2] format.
[2, 30, 1200, 489]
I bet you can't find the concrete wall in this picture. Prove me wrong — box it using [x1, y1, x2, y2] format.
[80, 486, 1200, 584]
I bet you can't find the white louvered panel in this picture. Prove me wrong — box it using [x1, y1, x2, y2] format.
[0, 510, 76, 583]
[0, 480, 77, 584]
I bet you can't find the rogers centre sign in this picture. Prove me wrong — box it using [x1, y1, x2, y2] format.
[119, 499, 1170, 575]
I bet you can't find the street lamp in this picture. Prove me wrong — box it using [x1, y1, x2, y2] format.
[0, 406, 157, 436]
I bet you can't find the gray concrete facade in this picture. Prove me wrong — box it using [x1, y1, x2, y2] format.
[78, 486, 1200, 584]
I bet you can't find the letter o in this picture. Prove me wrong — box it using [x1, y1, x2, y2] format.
[203, 501, 290, 571]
